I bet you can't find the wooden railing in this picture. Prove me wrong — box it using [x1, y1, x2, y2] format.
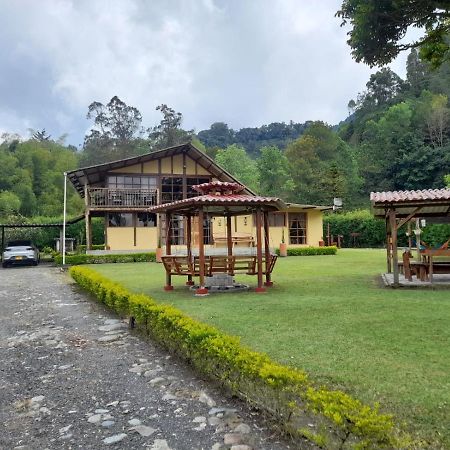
[88, 188, 158, 208]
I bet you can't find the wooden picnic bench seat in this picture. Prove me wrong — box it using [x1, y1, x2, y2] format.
[161, 256, 197, 276]
[213, 233, 255, 247]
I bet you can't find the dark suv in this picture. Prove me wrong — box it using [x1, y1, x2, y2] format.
[2, 240, 40, 268]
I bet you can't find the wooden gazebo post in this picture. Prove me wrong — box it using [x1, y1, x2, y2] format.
[263, 210, 273, 287]
[186, 214, 194, 286]
[196, 207, 208, 295]
[389, 208, 399, 286]
[164, 212, 173, 291]
[226, 214, 233, 275]
[255, 207, 266, 293]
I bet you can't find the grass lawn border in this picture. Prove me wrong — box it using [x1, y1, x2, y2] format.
[69, 265, 417, 449]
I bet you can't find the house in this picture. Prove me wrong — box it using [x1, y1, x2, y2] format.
[67, 143, 329, 251]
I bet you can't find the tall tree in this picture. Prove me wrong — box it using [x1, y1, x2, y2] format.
[82, 96, 143, 165]
[148, 104, 193, 150]
[257, 146, 294, 199]
[336, 0, 450, 67]
[406, 49, 430, 96]
[215, 145, 259, 192]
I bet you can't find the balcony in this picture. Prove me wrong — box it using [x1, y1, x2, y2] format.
[88, 188, 158, 209]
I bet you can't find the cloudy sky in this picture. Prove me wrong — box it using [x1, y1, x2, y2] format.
[0, 0, 415, 146]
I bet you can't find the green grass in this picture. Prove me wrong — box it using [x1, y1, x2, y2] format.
[89, 249, 450, 447]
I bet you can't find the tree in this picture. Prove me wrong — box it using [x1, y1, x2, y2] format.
[0, 191, 21, 218]
[257, 146, 294, 199]
[336, 0, 450, 67]
[362, 68, 405, 108]
[82, 96, 143, 165]
[215, 145, 259, 192]
[406, 49, 430, 96]
[197, 122, 235, 148]
[286, 122, 362, 205]
[148, 104, 193, 150]
[30, 128, 51, 141]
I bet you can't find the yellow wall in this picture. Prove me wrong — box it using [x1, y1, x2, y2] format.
[143, 160, 158, 173]
[110, 164, 142, 173]
[211, 210, 323, 247]
[107, 227, 158, 250]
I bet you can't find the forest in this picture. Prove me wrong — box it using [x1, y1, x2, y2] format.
[1, 48, 449, 243]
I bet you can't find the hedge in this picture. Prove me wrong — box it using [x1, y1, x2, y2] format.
[76, 244, 105, 253]
[70, 266, 415, 449]
[276, 246, 337, 256]
[324, 210, 450, 248]
[55, 252, 156, 265]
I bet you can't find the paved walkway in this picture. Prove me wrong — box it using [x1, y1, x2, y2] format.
[0, 265, 306, 450]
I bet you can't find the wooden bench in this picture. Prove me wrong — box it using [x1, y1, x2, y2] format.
[213, 233, 255, 248]
[161, 256, 197, 276]
[162, 254, 278, 278]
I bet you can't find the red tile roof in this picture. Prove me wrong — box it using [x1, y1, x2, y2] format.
[148, 194, 286, 213]
[370, 188, 450, 204]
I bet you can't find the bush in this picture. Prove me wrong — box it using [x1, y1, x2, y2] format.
[324, 210, 450, 248]
[55, 252, 156, 265]
[276, 246, 337, 256]
[70, 266, 414, 449]
[76, 244, 105, 253]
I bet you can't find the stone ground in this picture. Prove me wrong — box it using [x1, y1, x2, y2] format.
[0, 265, 314, 450]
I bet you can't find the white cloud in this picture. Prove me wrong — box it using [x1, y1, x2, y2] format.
[0, 0, 415, 144]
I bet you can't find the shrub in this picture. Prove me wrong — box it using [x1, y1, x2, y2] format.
[275, 246, 337, 256]
[76, 244, 105, 253]
[323, 210, 450, 249]
[70, 266, 414, 449]
[55, 252, 156, 265]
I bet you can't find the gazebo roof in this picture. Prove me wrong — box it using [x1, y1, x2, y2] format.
[148, 181, 286, 216]
[371, 188, 450, 220]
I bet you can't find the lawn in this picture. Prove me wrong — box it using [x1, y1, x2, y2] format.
[89, 249, 450, 447]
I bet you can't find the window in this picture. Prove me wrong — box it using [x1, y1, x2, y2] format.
[269, 212, 285, 227]
[108, 213, 133, 227]
[289, 213, 307, 244]
[161, 177, 183, 203]
[108, 175, 157, 190]
[203, 218, 212, 245]
[170, 215, 185, 245]
[187, 177, 210, 198]
[136, 213, 157, 227]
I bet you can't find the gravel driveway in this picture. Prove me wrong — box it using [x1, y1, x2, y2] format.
[0, 265, 303, 450]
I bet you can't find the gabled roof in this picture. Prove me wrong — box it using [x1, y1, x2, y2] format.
[67, 142, 255, 197]
[371, 188, 450, 220]
[148, 194, 286, 216]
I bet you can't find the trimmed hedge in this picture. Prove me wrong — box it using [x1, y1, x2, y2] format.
[70, 266, 415, 449]
[76, 244, 105, 253]
[276, 246, 337, 256]
[55, 252, 156, 265]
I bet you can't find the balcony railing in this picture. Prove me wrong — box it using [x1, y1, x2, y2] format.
[88, 188, 158, 208]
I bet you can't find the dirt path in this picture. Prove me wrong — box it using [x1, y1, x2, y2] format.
[0, 265, 306, 450]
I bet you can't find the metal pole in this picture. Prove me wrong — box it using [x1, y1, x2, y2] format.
[63, 172, 67, 265]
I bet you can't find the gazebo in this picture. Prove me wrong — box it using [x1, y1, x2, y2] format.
[371, 188, 450, 285]
[148, 181, 286, 295]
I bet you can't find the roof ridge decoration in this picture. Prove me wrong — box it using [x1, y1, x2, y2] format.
[193, 181, 245, 196]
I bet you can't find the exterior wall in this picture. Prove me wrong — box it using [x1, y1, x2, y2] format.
[306, 210, 323, 246]
[106, 227, 158, 250]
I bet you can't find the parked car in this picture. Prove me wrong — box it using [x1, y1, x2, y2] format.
[2, 240, 40, 268]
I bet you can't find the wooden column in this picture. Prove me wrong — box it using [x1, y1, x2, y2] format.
[85, 212, 92, 251]
[255, 208, 265, 293]
[196, 207, 208, 295]
[164, 212, 173, 291]
[226, 214, 233, 275]
[385, 214, 392, 273]
[186, 214, 194, 286]
[263, 211, 273, 287]
[389, 208, 399, 286]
